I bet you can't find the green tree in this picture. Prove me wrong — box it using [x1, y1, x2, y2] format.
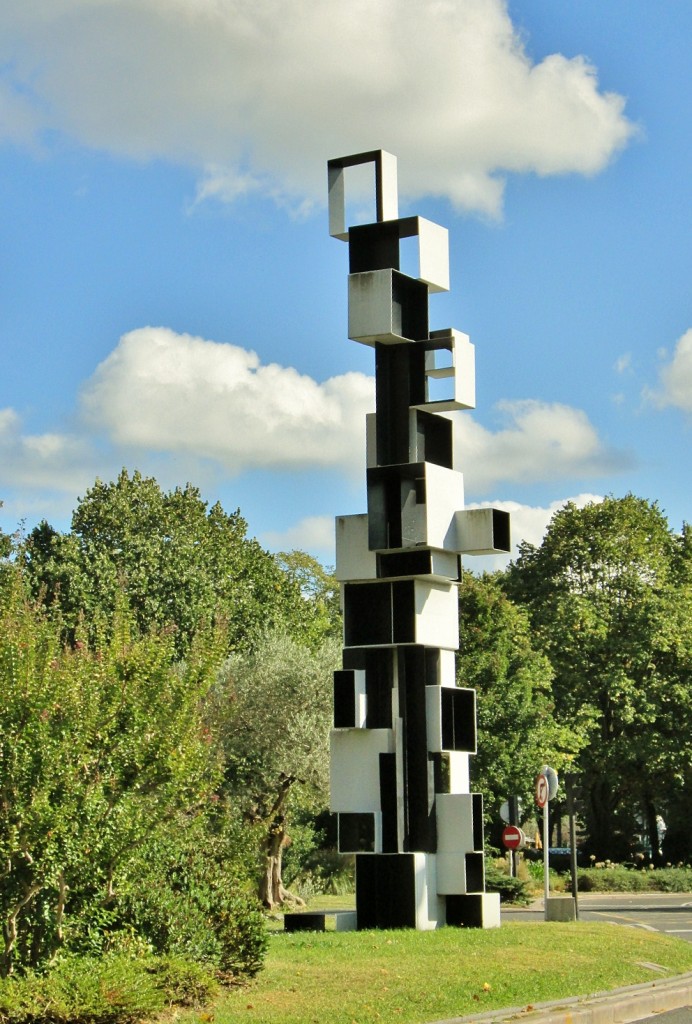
[0, 568, 263, 976]
[457, 573, 583, 844]
[504, 495, 692, 861]
[275, 550, 342, 647]
[23, 470, 303, 656]
[216, 630, 339, 909]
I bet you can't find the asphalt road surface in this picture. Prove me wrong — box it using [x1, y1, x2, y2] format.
[630, 1011, 692, 1023]
[503, 892, 692, 942]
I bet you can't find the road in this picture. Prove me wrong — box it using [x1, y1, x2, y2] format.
[630, 1011, 692, 1023]
[503, 891, 692, 942]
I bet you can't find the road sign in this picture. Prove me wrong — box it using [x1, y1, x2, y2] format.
[501, 825, 525, 850]
[535, 773, 549, 808]
[500, 798, 523, 824]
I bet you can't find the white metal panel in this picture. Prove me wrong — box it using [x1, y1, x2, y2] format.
[330, 729, 394, 812]
[436, 793, 476, 853]
[335, 514, 376, 581]
[413, 580, 459, 649]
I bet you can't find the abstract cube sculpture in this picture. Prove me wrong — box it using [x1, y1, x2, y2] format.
[329, 150, 511, 929]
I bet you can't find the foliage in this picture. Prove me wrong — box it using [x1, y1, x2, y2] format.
[483, 863, 532, 905]
[216, 630, 340, 907]
[275, 551, 342, 647]
[0, 952, 218, 1024]
[456, 573, 584, 838]
[22, 470, 307, 656]
[0, 569, 264, 977]
[69, 808, 267, 978]
[576, 865, 692, 893]
[504, 496, 692, 861]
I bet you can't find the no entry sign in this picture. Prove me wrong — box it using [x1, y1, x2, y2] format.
[501, 825, 525, 850]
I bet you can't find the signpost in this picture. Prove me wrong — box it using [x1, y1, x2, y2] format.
[500, 797, 523, 875]
[536, 766, 558, 919]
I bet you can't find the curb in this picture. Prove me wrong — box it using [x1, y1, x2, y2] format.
[431, 970, 692, 1024]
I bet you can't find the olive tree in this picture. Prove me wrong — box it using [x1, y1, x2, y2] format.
[216, 630, 339, 909]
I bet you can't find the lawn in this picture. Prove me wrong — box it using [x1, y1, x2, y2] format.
[182, 922, 692, 1024]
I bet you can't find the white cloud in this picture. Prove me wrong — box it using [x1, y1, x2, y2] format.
[464, 493, 604, 572]
[80, 327, 373, 475]
[0, 405, 94, 493]
[453, 399, 629, 493]
[614, 353, 632, 374]
[263, 515, 336, 559]
[1, 329, 628, 539]
[644, 329, 692, 414]
[0, 0, 635, 216]
[80, 330, 629, 490]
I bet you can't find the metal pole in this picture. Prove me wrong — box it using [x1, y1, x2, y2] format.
[566, 774, 579, 920]
[543, 801, 550, 920]
[509, 796, 519, 879]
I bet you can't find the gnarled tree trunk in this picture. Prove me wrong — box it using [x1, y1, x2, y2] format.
[257, 776, 305, 911]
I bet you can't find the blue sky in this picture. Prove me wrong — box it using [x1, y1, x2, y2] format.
[1, 0, 690, 569]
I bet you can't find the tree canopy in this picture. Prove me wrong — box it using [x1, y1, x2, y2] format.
[22, 470, 322, 656]
[216, 629, 339, 908]
[504, 495, 692, 860]
[457, 572, 583, 842]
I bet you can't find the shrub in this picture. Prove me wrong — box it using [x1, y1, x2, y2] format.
[0, 571, 266, 979]
[0, 953, 219, 1024]
[484, 863, 533, 905]
[577, 865, 692, 893]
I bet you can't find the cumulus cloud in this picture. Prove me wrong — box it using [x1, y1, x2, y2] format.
[80, 327, 373, 475]
[263, 515, 336, 558]
[79, 329, 629, 490]
[463, 493, 604, 572]
[0, 0, 635, 215]
[644, 329, 692, 414]
[453, 399, 629, 493]
[0, 406, 95, 493]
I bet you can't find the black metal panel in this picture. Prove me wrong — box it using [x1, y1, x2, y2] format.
[379, 753, 398, 853]
[415, 410, 453, 468]
[440, 687, 477, 752]
[342, 648, 366, 670]
[356, 854, 417, 929]
[472, 793, 484, 851]
[343, 582, 392, 646]
[339, 813, 376, 853]
[365, 649, 394, 728]
[392, 580, 415, 643]
[375, 345, 426, 466]
[367, 472, 403, 549]
[398, 647, 435, 853]
[378, 549, 432, 578]
[349, 222, 400, 274]
[333, 669, 356, 728]
[465, 852, 484, 892]
[446, 894, 486, 928]
[391, 272, 428, 341]
[284, 913, 326, 932]
[492, 509, 511, 552]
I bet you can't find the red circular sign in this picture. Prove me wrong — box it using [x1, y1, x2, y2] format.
[535, 773, 549, 808]
[501, 825, 525, 850]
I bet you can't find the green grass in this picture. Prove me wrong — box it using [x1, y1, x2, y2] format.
[180, 922, 692, 1024]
